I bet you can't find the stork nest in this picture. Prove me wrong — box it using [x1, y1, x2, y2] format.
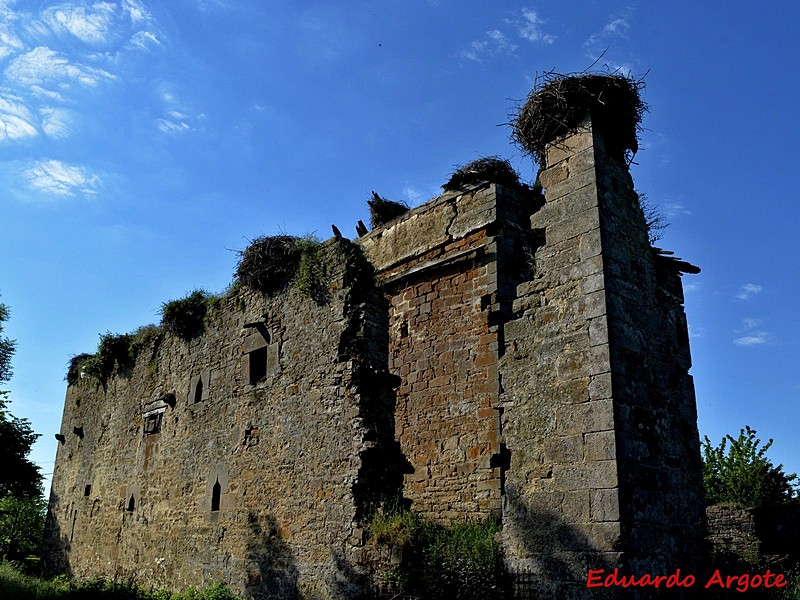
[368, 192, 409, 228]
[443, 156, 523, 191]
[235, 235, 304, 294]
[511, 71, 646, 166]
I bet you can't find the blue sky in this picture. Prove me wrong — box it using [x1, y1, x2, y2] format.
[1, 0, 798, 492]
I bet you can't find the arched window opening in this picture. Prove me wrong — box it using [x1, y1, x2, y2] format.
[127, 495, 135, 512]
[194, 377, 204, 404]
[211, 479, 221, 512]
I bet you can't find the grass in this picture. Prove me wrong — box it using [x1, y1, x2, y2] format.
[367, 506, 507, 600]
[0, 562, 241, 599]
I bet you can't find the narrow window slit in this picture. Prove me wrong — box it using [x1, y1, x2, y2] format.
[211, 479, 221, 512]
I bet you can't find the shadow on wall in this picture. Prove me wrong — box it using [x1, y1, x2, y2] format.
[245, 513, 300, 600]
[42, 489, 73, 577]
[504, 490, 617, 600]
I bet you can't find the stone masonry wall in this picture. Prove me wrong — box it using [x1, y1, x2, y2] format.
[498, 121, 622, 596]
[497, 115, 704, 596]
[592, 124, 706, 573]
[359, 185, 527, 522]
[46, 240, 383, 600]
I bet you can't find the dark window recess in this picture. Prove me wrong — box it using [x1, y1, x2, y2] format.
[143, 412, 163, 435]
[211, 479, 221, 512]
[248, 347, 268, 383]
[127, 495, 135, 512]
[194, 377, 204, 404]
[84, 485, 92, 497]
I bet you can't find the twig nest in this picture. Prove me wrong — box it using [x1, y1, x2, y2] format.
[368, 192, 409, 228]
[443, 156, 523, 191]
[512, 72, 646, 166]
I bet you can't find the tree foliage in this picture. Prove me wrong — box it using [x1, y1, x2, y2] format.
[702, 426, 798, 508]
[0, 297, 42, 500]
[0, 495, 46, 561]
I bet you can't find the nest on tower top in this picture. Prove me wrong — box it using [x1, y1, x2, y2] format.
[511, 71, 647, 166]
[442, 156, 523, 192]
[368, 192, 410, 228]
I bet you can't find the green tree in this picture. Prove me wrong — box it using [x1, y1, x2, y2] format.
[0, 296, 42, 499]
[702, 426, 798, 508]
[0, 495, 46, 561]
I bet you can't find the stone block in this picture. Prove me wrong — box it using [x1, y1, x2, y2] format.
[590, 488, 620, 522]
[556, 399, 614, 435]
[552, 460, 618, 490]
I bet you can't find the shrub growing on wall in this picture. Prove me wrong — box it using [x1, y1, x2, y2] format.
[161, 290, 217, 340]
[368, 506, 508, 599]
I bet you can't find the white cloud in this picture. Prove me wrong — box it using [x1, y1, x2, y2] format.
[122, 0, 151, 24]
[688, 325, 706, 339]
[683, 281, 700, 294]
[584, 10, 633, 69]
[0, 90, 38, 140]
[736, 283, 763, 300]
[403, 187, 423, 204]
[663, 202, 692, 218]
[127, 30, 162, 51]
[40, 105, 71, 138]
[734, 333, 769, 347]
[463, 29, 518, 61]
[0, 27, 25, 61]
[742, 317, 762, 329]
[603, 18, 630, 36]
[5, 46, 116, 92]
[734, 317, 770, 347]
[518, 8, 555, 45]
[157, 118, 190, 134]
[23, 159, 100, 197]
[42, 2, 118, 46]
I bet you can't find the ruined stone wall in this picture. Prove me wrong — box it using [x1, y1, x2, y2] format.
[360, 186, 522, 521]
[46, 241, 380, 600]
[47, 120, 705, 599]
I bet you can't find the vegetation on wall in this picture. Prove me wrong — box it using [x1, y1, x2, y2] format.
[368, 506, 507, 600]
[161, 290, 221, 340]
[78, 332, 135, 384]
[703, 426, 798, 508]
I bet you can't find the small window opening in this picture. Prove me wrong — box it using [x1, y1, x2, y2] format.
[143, 412, 163, 435]
[194, 377, 204, 404]
[84, 485, 92, 497]
[211, 479, 221, 512]
[248, 347, 268, 383]
[127, 495, 135, 512]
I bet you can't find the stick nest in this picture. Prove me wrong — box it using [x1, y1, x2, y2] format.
[235, 235, 304, 294]
[368, 192, 410, 228]
[511, 72, 646, 166]
[443, 156, 523, 191]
